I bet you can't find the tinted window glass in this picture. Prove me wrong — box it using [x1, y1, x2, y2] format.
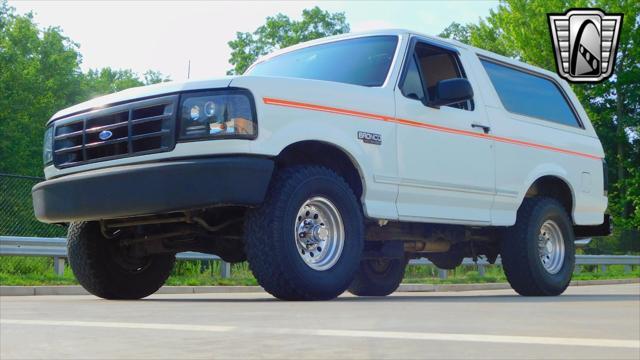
[481, 60, 580, 127]
[416, 43, 472, 110]
[417, 45, 461, 90]
[400, 55, 425, 100]
[247, 36, 398, 87]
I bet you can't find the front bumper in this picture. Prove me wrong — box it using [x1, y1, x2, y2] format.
[32, 157, 274, 223]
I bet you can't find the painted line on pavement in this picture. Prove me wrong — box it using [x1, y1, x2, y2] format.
[1, 319, 234, 333]
[2, 319, 639, 349]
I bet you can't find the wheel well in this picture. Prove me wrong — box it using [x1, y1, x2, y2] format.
[525, 176, 574, 220]
[275, 141, 363, 199]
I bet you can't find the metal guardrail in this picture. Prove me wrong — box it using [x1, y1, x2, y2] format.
[410, 255, 640, 266]
[0, 236, 222, 260]
[411, 254, 639, 278]
[1, 236, 638, 278]
[0, 236, 229, 277]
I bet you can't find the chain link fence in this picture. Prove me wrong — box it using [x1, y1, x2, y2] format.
[0, 173, 66, 237]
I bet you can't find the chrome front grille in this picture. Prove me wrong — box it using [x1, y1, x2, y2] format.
[53, 95, 178, 168]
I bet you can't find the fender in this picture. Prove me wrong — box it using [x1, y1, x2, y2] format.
[251, 117, 398, 220]
[233, 75, 400, 220]
[518, 163, 576, 218]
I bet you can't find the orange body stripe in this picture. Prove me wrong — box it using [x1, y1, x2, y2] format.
[262, 97, 602, 161]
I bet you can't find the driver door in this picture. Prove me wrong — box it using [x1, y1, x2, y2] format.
[394, 39, 495, 224]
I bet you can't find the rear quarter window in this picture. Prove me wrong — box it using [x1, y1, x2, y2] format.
[481, 59, 581, 127]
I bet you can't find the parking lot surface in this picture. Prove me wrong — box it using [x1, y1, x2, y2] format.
[1, 284, 639, 359]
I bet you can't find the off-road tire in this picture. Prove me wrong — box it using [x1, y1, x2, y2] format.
[244, 166, 364, 300]
[348, 257, 408, 296]
[501, 197, 575, 296]
[67, 221, 175, 300]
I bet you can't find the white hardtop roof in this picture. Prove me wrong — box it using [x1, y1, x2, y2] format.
[250, 28, 564, 83]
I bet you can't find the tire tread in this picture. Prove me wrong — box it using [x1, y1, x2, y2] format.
[67, 221, 175, 300]
[244, 165, 362, 300]
[501, 197, 574, 296]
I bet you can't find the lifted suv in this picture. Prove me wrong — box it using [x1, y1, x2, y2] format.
[33, 30, 610, 300]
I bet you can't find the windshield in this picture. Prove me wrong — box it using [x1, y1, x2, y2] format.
[247, 36, 398, 87]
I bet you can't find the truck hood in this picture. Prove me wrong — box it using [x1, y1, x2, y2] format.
[49, 76, 237, 124]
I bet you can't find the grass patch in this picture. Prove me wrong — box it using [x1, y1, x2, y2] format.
[572, 264, 640, 280]
[0, 256, 638, 286]
[404, 264, 506, 284]
[0, 256, 77, 285]
[165, 262, 257, 286]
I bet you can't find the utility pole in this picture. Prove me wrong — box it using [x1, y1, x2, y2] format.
[187, 60, 191, 79]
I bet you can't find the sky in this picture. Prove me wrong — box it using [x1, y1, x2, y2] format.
[11, 0, 498, 81]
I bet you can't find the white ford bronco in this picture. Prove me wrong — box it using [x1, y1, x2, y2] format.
[33, 29, 610, 300]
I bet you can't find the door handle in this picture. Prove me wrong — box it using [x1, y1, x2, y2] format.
[471, 123, 491, 134]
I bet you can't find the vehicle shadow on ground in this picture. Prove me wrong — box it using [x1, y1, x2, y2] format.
[140, 293, 640, 303]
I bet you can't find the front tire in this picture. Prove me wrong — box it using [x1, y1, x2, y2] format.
[67, 221, 175, 300]
[244, 166, 364, 300]
[501, 197, 575, 296]
[348, 257, 408, 296]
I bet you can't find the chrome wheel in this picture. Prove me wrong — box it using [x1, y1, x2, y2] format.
[538, 219, 565, 274]
[294, 196, 345, 271]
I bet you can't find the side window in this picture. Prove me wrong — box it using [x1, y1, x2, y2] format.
[400, 42, 473, 111]
[481, 59, 581, 127]
[400, 55, 425, 101]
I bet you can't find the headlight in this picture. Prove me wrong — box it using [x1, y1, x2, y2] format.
[179, 89, 256, 140]
[43, 126, 54, 165]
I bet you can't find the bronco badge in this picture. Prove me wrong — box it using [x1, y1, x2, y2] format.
[357, 131, 382, 145]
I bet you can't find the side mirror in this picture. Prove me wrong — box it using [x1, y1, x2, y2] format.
[430, 78, 473, 108]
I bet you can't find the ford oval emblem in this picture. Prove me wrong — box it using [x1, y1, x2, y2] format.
[98, 130, 113, 141]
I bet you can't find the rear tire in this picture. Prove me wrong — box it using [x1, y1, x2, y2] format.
[348, 257, 408, 296]
[501, 197, 575, 296]
[244, 166, 364, 300]
[67, 221, 175, 300]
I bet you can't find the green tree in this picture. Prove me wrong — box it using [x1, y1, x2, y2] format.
[82, 68, 144, 99]
[440, 0, 640, 231]
[0, 2, 84, 176]
[438, 22, 471, 45]
[0, 1, 170, 177]
[82, 69, 171, 99]
[143, 69, 170, 85]
[227, 6, 349, 75]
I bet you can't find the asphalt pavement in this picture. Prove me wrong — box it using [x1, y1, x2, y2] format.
[1, 284, 639, 359]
